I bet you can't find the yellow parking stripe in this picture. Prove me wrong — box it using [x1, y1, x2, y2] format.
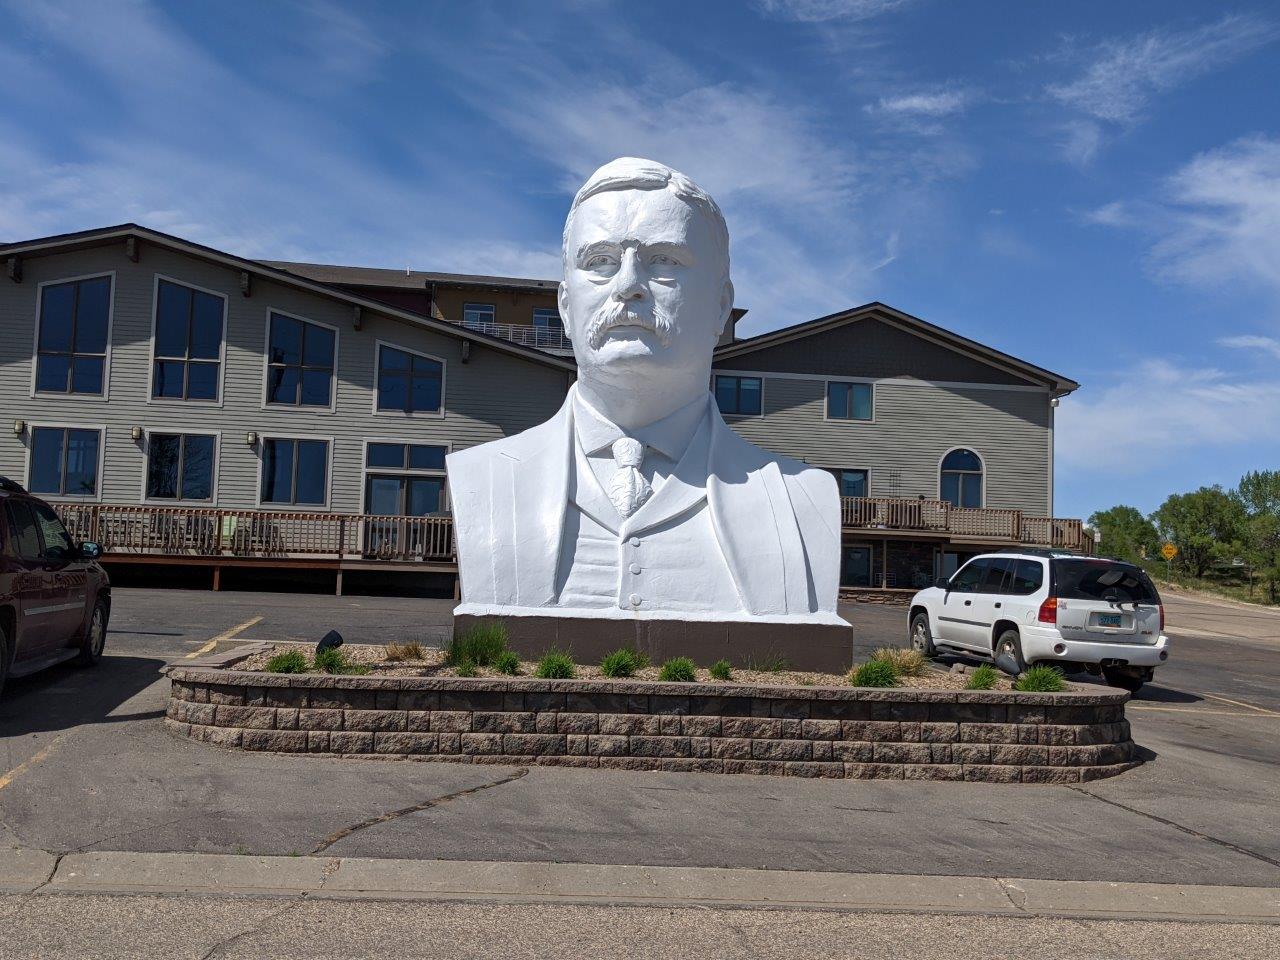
[0, 735, 64, 792]
[184, 615, 263, 659]
[1200, 693, 1280, 717]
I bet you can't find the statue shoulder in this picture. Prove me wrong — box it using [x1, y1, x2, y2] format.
[446, 418, 559, 476]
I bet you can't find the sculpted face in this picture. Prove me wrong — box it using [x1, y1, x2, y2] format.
[559, 187, 731, 384]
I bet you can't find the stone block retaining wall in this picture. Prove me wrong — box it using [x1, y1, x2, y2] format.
[165, 653, 1139, 783]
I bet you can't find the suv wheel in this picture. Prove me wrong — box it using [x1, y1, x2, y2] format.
[992, 629, 1026, 676]
[910, 613, 936, 658]
[1102, 666, 1147, 693]
[75, 598, 109, 666]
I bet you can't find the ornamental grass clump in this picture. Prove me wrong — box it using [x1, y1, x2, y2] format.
[265, 649, 308, 674]
[870, 647, 928, 678]
[658, 657, 697, 683]
[1013, 665, 1067, 693]
[494, 650, 521, 675]
[453, 658, 478, 678]
[444, 622, 509, 668]
[709, 659, 733, 681]
[384, 641, 426, 662]
[849, 659, 898, 688]
[312, 647, 369, 675]
[600, 648, 648, 678]
[965, 663, 1000, 690]
[534, 650, 576, 680]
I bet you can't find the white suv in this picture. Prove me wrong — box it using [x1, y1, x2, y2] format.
[908, 550, 1170, 691]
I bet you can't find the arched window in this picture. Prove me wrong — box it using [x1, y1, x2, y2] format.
[941, 448, 983, 508]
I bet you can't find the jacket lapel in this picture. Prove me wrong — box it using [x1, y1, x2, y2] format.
[622, 409, 712, 537]
[705, 415, 810, 616]
[506, 394, 573, 607]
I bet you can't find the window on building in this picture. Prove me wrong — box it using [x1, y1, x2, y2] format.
[462, 303, 495, 328]
[826, 381, 873, 421]
[146, 433, 216, 501]
[940, 448, 983, 508]
[376, 345, 443, 415]
[35, 276, 111, 396]
[714, 375, 762, 416]
[532, 307, 564, 342]
[829, 468, 869, 498]
[364, 443, 448, 516]
[266, 313, 335, 408]
[152, 279, 225, 401]
[260, 438, 328, 506]
[840, 545, 872, 587]
[28, 427, 101, 498]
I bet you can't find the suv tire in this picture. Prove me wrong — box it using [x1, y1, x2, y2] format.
[75, 598, 108, 666]
[992, 628, 1027, 677]
[910, 612, 937, 658]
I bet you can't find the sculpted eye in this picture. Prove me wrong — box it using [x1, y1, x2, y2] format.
[585, 253, 616, 269]
[651, 254, 678, 266]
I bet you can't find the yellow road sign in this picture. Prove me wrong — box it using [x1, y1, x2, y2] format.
[1161, 543, 1178, 561]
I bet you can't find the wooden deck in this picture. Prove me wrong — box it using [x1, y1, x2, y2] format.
[52, 498, 1091, 566]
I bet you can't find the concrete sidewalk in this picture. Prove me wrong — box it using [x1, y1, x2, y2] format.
[3, 847, 1277, 924]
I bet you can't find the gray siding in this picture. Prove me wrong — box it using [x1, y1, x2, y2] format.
[715, 317, 1036, 386]
[0, 243, 573, 512]
[720, 376, 1052, 515]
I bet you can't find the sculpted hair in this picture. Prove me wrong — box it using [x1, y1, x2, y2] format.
[562, 157, 731, 281]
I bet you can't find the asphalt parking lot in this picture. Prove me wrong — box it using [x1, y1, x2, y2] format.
[1, 587, 1278, 888]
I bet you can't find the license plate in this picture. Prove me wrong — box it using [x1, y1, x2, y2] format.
[1097, 614, 1122, 628]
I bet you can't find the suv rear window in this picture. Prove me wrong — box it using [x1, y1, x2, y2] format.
[1051, 560, 1159, 604]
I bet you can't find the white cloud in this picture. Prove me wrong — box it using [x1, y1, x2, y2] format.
[1057, 119, 1103, 167]
[1219, 335, 1280, 361]
[1078, 201, 1134, 228]
[1046, 14, 1276, 125]
[1057, 359, 1280, 474]
[869, 88, 973, 117]
[754, 0, 915, 23]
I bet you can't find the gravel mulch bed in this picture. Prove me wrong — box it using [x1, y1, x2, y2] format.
[237, 642, 1016, 690]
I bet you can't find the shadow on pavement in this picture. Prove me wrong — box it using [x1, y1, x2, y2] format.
[0, 655, 168, 737]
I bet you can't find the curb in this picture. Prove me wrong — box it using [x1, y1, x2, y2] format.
[2, 848, 1278, 922]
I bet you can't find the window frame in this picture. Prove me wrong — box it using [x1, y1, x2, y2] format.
[260, 309, 340, 414]
[713, 374, 764, 417]
[360, 438, 451, 516]
[147, 274, 229, 407]
[371, 340, 447, 419]
[461, 302, 495, 328]
[23, 422, 107, 503]
[29, 273, 115, 401]
[140, 429, 220, 504]
[938, 446, 986, 509]
[255, 433, 334, 510]
[823, 379, 875, 423]
[826, 467, 871, 499]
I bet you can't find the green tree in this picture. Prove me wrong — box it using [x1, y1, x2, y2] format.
[1087, 505, 1159, 563]
[1152, 486, 1245, 578]
[1237, 471, 1280, 601]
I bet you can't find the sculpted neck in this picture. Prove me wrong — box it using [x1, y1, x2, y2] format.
[575, 362, 711, 433]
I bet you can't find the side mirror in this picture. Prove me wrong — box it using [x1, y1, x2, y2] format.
[79, 541, 103, 560]
[934, 577, 952, 591]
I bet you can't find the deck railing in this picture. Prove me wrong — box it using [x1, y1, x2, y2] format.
[53, 498, 1090, 563]
[459, 318, 572, 351]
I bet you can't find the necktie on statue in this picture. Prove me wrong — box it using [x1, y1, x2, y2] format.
[607, 437, 652, 518]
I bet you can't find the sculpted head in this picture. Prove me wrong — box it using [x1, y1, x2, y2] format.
[558, 158, 734, 392]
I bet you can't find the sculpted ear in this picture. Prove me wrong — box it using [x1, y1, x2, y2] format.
[716, 278, 735, 340]
[557, 281, 572, 342]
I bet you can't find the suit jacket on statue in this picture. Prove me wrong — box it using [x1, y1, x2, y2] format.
[447, 388, 842, 623]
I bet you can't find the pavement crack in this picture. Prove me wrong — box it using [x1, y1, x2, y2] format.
[1070, 786, 1280, 872]
[995, 877, 1027, 912]
[31, 852, 65, 893]
[199, 898, 302, 960]
[309, 767, 530, 855]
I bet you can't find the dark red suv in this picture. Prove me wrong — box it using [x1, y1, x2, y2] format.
[0, 477, 111, 700]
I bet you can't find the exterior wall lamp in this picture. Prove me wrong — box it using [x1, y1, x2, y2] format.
[130, 426, 144, 442]
[12, 419, 25, 437]
[245, 431, 258, 447]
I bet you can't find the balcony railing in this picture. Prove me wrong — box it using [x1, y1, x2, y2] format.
[459, 318, 572, 352]
[51, 497, 1090, 566]
[53, 505, 454, 563]
[840, 497, 1092, 553]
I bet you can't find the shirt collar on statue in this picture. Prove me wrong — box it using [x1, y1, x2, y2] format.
[571, 386, 709, 462]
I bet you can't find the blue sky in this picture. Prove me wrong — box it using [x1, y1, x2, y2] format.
[2, 0, 1278, 522]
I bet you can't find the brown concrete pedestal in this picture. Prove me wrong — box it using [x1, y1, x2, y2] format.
[453, 614, 855, 674]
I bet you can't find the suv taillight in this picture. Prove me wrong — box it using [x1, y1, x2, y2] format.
[1159, 603, 1165, 631]
[1037, 597, 1058, 624]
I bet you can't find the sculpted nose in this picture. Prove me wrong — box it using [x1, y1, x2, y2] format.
[612, 250, 646, 302]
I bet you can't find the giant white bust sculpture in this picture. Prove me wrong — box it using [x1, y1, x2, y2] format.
[448, 158, 841, 627]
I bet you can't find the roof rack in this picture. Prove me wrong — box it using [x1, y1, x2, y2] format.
[0, 476, 26, 494]
[992, 547, 1079, 558]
